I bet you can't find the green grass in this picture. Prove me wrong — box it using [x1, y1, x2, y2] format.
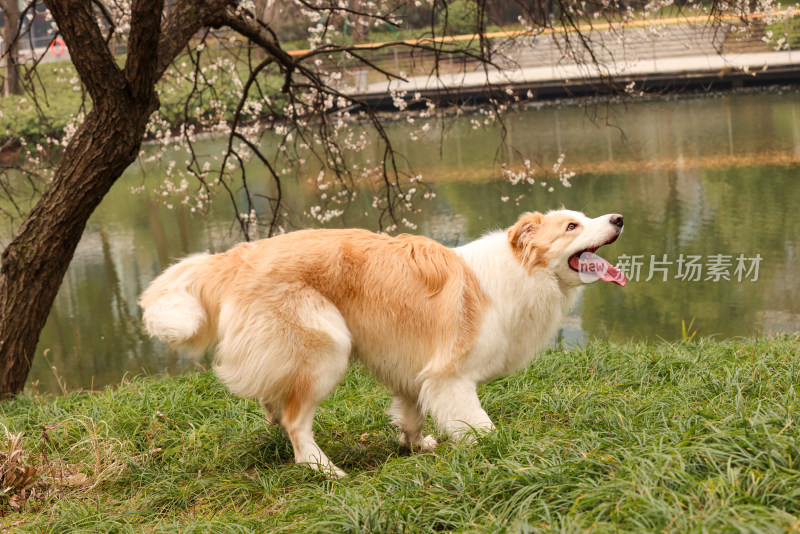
[0, 62, 86, 146]
[768, 15, 800, 49]
[1, 336, 799, 531]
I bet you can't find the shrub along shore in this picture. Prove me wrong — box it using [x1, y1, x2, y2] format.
[1, 336, 799, 531]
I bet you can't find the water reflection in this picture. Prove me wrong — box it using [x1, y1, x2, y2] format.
[27, 90, 800, 393]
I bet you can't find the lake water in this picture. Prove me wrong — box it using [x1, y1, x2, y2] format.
[26, 90, 800, 394]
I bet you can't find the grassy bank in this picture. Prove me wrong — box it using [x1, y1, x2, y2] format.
[1, 336, 799, 532]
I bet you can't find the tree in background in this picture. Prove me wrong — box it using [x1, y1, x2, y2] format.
[0, 0, 21, 96]
[0, 0, 782, 397]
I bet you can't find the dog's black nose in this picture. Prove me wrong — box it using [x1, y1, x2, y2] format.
[609, 214, 624, 228]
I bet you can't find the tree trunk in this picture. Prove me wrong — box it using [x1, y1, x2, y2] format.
[0, 0, 235, 397]
[1, 0, 21, 96]
[0, 100, 155, 397]
[0, 0, 162, 397]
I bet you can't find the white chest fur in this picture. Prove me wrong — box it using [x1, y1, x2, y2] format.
[455, 232, 580, 383]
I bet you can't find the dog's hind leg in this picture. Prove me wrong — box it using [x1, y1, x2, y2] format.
[278, 302, 352, 478]
[388, 396, 438, 451]
[281, 377, 347, 478]
[215, 289, 351, 476]
[418, 375, 494, 442]
[259, 397, 278, 427]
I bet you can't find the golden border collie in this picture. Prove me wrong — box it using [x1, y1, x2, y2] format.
[139, 210, 625, 476]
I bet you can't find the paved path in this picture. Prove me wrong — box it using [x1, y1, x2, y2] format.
[346, 24, 800, 104]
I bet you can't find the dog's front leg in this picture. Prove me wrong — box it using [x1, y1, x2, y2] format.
[418, 375, 495, 442]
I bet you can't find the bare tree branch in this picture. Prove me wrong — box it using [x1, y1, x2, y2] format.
[154, 0, 235, 80]
[43, 0, 125, 107]
[91, 0, 118, 46]
[205, 8, 297, 76]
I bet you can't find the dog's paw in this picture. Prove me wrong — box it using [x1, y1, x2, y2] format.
[327, 465, 347, 479]
[417, 434, 438, 451]
[300, 460, 347, 479]
[399, 432, 438, 452]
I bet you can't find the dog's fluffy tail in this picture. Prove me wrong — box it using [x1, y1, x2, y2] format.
[139, 254, 216, 355]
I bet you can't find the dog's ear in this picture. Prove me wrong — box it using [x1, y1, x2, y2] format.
[507, 212, 543, 249]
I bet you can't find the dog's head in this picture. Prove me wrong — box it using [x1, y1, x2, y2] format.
[508, 209, 626, 287]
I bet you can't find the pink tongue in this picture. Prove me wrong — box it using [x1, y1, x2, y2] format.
[569, 252, 627, 287]
[600, 261, 627, 286]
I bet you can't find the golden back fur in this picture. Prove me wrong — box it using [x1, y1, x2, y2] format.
[148, 229, 489, 398]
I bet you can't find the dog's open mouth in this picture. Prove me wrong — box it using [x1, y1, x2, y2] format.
[567, 237, 627, 287]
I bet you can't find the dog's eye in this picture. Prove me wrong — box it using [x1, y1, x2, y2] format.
[566, 223, 578, 231]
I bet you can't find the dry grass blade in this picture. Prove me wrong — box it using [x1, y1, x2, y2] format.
[0, 425, 43, 505]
